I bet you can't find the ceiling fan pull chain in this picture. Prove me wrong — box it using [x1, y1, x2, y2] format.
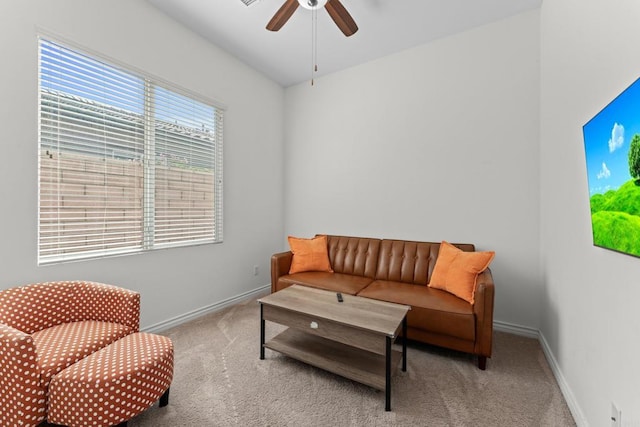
[310, 6, 319, 86]
[315, 6, 318, 73]
[310, 7, 314, 85]
[313, 7, 319, 83]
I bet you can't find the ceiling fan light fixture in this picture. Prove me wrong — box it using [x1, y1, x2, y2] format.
[298, 0, 328, 10]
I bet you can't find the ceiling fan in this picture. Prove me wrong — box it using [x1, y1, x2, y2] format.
[266, 0, 359, 37]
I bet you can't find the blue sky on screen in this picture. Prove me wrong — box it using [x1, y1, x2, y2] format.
[583, 77, 640, 196]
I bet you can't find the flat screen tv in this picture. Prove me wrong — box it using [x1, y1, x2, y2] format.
[583, 77, 640, 257]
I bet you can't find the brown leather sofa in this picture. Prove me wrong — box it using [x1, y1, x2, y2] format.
[271, 235, 495, 370]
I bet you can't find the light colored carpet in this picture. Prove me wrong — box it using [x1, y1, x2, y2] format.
[122, 297, 575, 427]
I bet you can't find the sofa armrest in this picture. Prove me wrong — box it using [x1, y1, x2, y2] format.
[473, 268, 495, 359]
[0, 323, 46, 426]
[72, 281, 140, 332]
[271, 251, 293, 293]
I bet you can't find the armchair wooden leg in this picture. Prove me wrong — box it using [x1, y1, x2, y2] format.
[478, 356, 487, 370]
[159, 387, 170, 407]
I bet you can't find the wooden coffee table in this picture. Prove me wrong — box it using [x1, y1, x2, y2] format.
[258, 285, 410, 411]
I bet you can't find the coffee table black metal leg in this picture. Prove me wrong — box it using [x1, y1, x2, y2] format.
[402, 315, 407, 372]
[385, 335, 391, 411]
[260, 304, 265, 360]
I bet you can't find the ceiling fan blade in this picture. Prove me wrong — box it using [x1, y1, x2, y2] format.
[325, 0, 358, 37]
[266, 0, 300, 32]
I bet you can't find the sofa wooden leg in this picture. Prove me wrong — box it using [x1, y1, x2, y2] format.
[159, 387, 170, 407]
[478, 356, 487, 370]
[115, 422, 127, 427]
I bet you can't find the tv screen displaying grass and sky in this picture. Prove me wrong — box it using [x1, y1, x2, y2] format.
[583, 77, 640, 257]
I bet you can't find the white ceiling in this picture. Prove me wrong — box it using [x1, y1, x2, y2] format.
[147, 0, 541, 87]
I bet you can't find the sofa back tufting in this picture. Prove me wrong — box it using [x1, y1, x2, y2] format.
[324, 236, 476, 286]
[375, 240, 434, 285]
[326, 236, 380, 278]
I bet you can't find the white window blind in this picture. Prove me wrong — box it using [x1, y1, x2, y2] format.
[38, 38, 223, 264]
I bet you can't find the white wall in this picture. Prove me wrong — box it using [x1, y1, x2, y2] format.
[540, 0, 640, 425]
[0, 0, 284, 329]
[284, 11, 541, 329]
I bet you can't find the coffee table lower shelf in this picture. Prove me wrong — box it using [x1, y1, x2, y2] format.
[264, 328, 402, 391]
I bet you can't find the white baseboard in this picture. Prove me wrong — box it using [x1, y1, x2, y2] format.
[142, 284, 271, 334]
[494, 320, 587, 426]
[493, 319, 539, 338]
[538, 332, 588, 427]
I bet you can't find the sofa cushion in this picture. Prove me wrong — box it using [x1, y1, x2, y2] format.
[31, 320, 134, 387]
[428, 241, 495, 304]
[376, 240, 434, 285]
[288, 235, 333, 274]
[326, 236, 381, 278]
[278, 271, 374, 295]
[357, 280, 476, 341]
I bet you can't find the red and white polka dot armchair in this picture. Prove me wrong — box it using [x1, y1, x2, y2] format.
[0, 281, 140, 426]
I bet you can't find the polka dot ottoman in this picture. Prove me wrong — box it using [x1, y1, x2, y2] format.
[47, 332, 174, 427]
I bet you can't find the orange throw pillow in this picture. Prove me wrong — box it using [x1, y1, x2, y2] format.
[428, 241, 494, 304]
[288, 235, 333, 274]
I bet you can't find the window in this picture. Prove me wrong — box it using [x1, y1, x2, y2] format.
[38, 38, 224, 264]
